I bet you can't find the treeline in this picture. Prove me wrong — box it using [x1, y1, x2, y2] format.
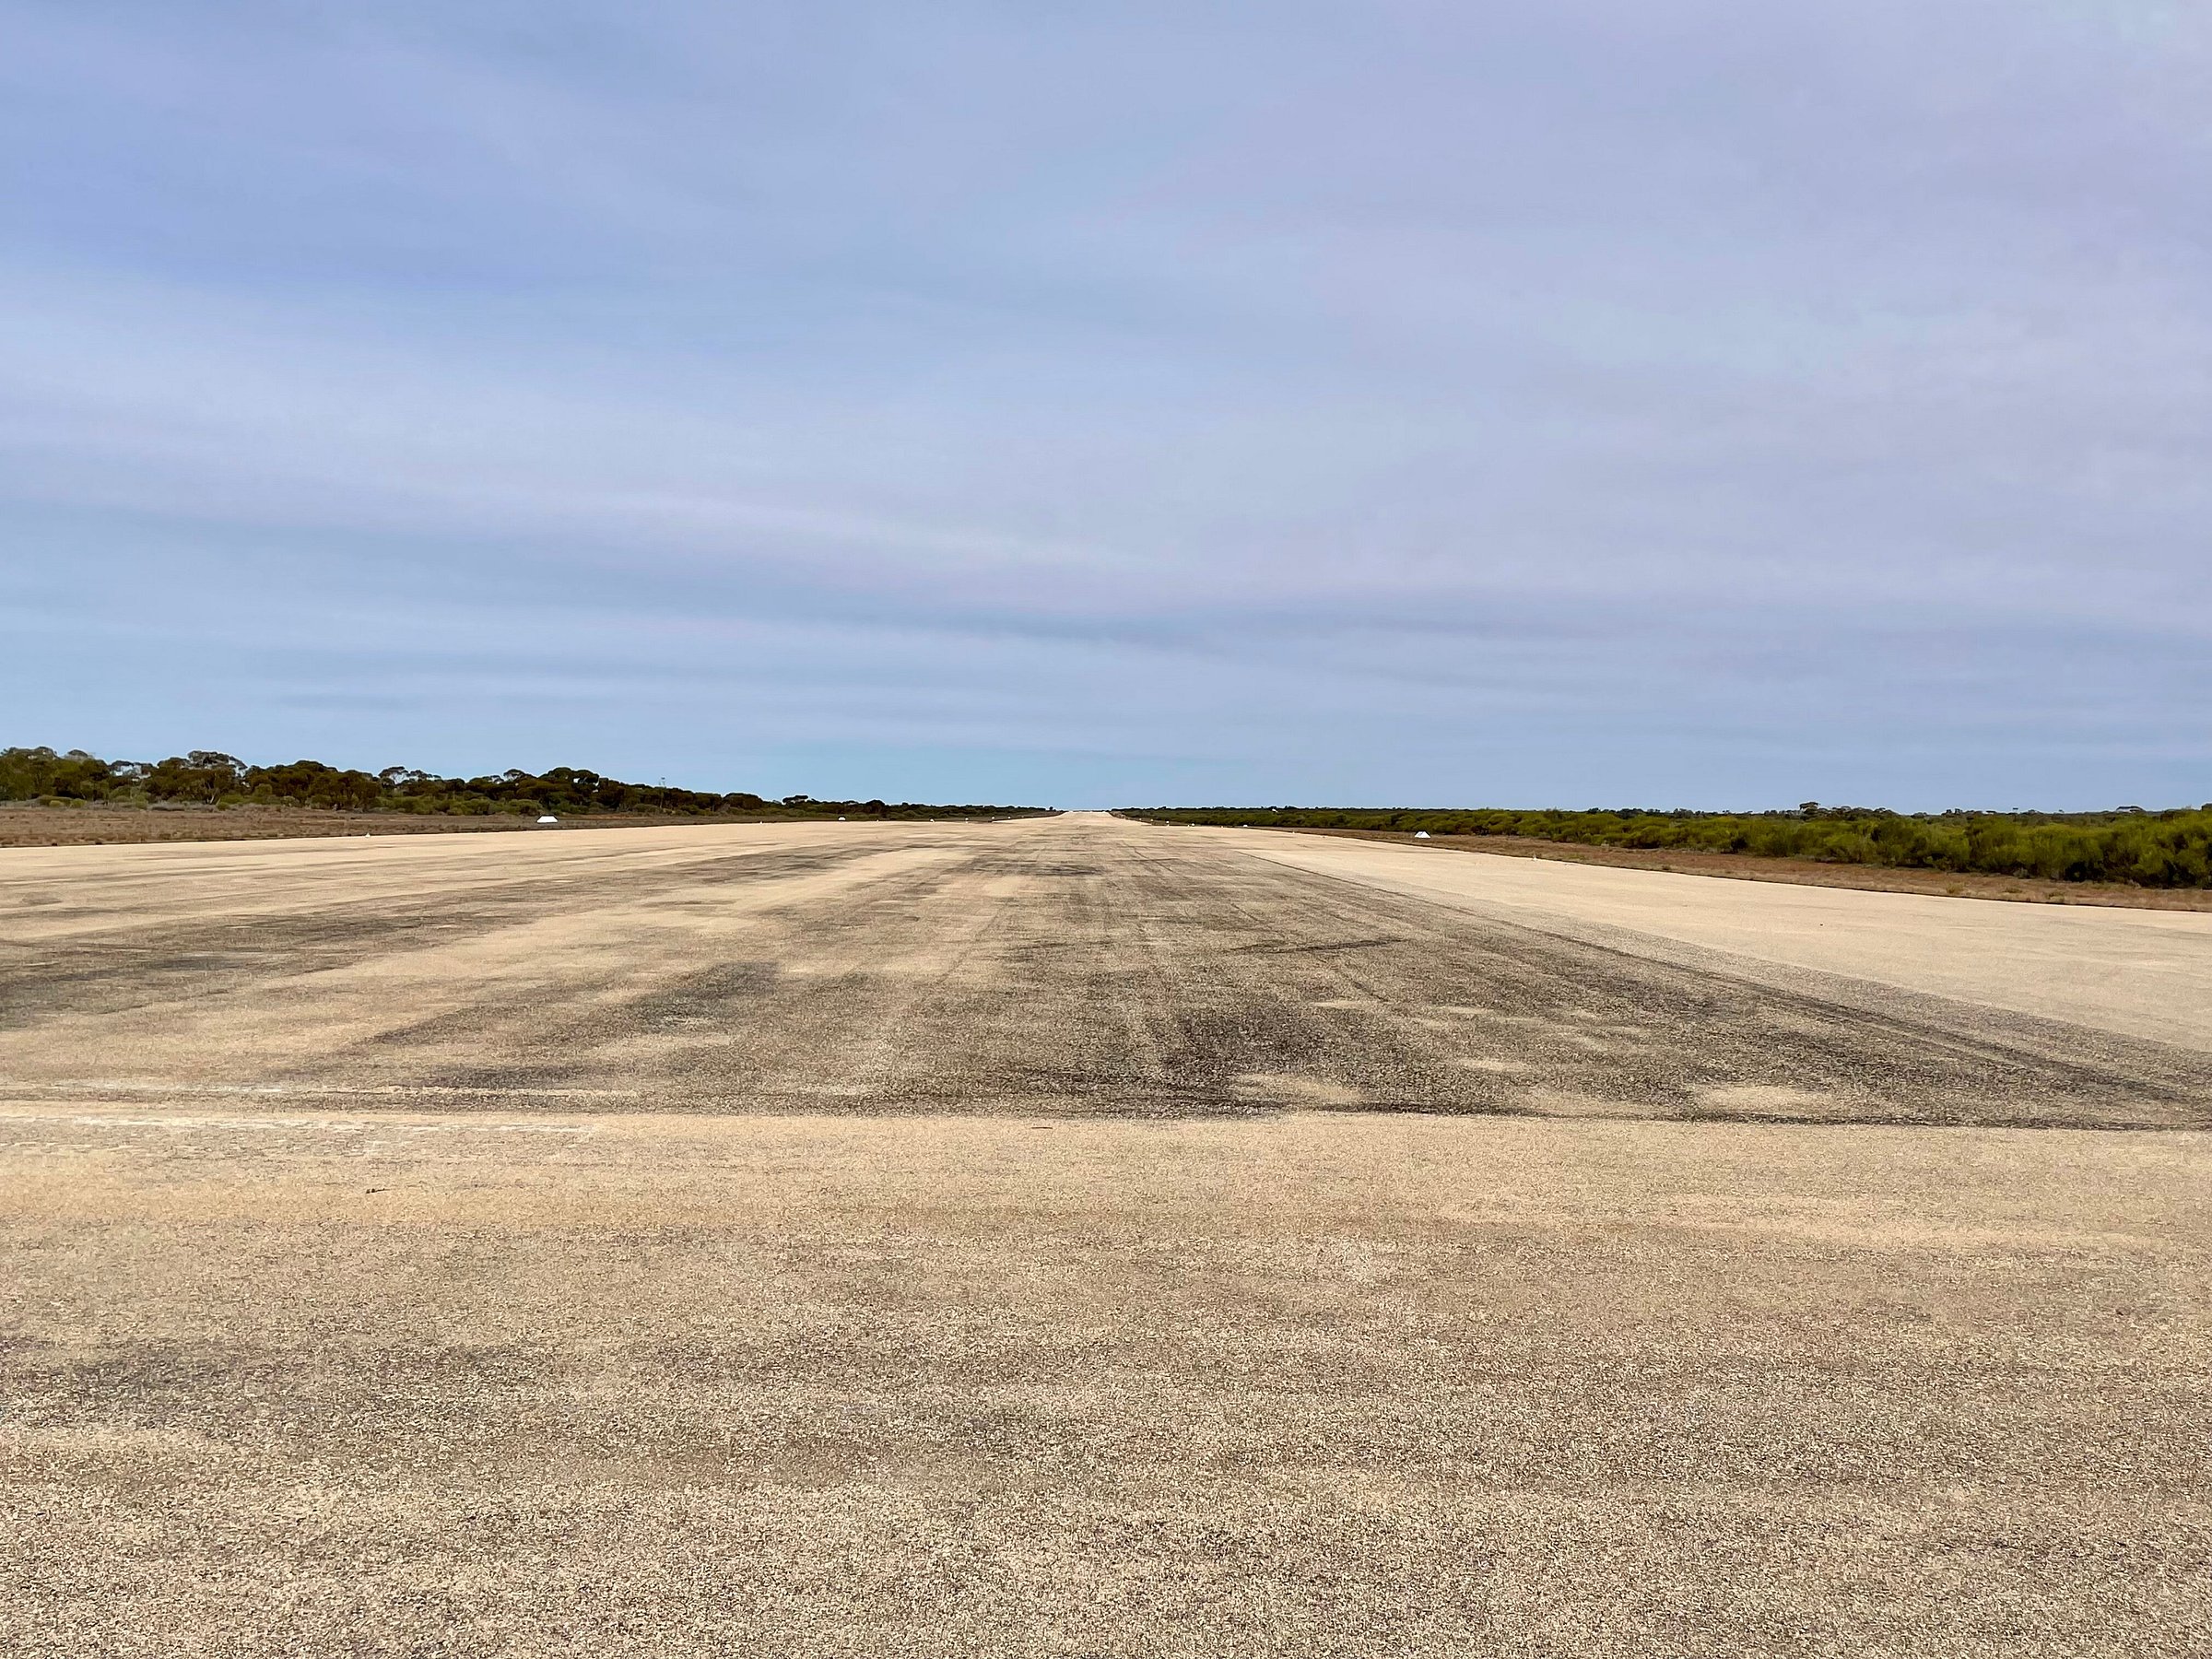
[1, 747, 1048, 822]
[1122, 802, 2212, 888]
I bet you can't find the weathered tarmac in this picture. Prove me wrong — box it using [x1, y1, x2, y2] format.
[4, 813, 2208, 1654]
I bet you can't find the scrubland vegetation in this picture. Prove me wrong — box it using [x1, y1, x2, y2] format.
[1, 747, 1045, 821]
[1125, 803, 2212, 888]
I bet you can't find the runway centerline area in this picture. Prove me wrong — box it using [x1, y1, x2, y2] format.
[1, 811, 2206, 1127]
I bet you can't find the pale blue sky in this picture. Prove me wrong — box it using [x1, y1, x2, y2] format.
[5, 2, 2208, 806]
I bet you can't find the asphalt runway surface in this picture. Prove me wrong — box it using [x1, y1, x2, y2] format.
[5, 814, 2208, 1654]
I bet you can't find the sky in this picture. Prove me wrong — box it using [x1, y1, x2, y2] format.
[5, 1, 2209, 809]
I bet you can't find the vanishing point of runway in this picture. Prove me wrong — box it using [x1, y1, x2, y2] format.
[5, 814, 2209, 1654]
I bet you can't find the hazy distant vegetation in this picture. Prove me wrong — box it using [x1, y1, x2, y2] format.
[1124, 803, 2212, 888]
[1, 747, 1047, 821]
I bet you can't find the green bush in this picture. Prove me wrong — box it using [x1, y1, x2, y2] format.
[1120, 803, 2212, 888]
[0, 745, 1051, 824]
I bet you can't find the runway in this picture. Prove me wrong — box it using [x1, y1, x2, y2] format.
[5, 814, 2208, 1654]
[2, 811, 2206, 1125]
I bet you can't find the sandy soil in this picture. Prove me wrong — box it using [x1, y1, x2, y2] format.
[4, 813, 2207, 1655]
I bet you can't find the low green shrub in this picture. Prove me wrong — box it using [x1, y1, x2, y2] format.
[1121, 803, 2212, 888]
[1, 747, 1049, 823]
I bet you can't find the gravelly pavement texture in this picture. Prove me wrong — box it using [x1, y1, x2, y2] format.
[3, 813, 2208, 1655]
